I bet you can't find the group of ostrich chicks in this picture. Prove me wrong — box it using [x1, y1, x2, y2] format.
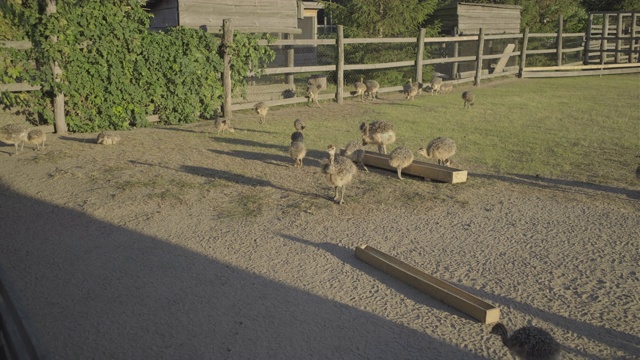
[0, 124, 121, 155]
[282, 116, 457, 205]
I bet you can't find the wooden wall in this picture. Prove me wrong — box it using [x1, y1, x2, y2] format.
[432, 2, 521, 35]
[176, 0, 301, 34]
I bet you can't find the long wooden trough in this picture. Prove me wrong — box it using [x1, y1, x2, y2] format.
[355, 245, 500, 324]
[341, 149, 467, 184]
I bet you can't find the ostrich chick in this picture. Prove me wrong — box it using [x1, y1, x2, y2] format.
[418, 137, 456, 167]
[491, 323, 561, 360]
[322, 144, 357, 205]
[462, 91, 475, 109]
[344, 140, 368, 172]
[289, 141, 307, 168]
[214, 118, 235, 135]
[294, 118, 306, 132]
[389, 147, 414, 180]
[27, 129, 47, 150]
[0, 123, 28, 155]
[254, 102, 269, 124]
[360, 120, 396, 155]
[354, 76, 367, 101]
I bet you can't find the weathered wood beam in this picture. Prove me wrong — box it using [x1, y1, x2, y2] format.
[355, 245, 500, 324]
[341, 149, 468, 184]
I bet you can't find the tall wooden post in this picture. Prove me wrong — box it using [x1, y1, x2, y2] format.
[222, 19, 233, 119]
[415, 28, 426, 87]
[631, 13, 638, 63]
[584, 14, 593, 64]
[46, 0, 66, 134]
[452, 27, 460, 79]
[474, 28, 485, 86]
[519, 27, 529, 77]
[615, 14, 623, 63]
[335, 25, 344, 104]
[601, 14, 609, 65]
[285, 33, 294, 86]
[556, 15, 563, 67]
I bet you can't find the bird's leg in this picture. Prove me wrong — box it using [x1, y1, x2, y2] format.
[397, 168, 403, 180]
[333, 186, 340, 201]
[361, 161, 369, 172]
[339, 186, 345, 205]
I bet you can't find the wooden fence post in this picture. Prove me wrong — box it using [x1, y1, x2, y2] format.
[631, 13, 638, 63]
[336, 25, 344, 105]
[222, 19, 233, 119]
[474, 28, 485, 86]
[452, 27, 459, 79]
[285, 33, 294, 86]
[615, 14, 623, 63]
[584, 14, 593, 64]
[601, 14, 609, 65]
[557, 15, 563, 67]
[45, 0, 66, 134]
[519, 27, 529, 77]
[415, 28, 426, 87]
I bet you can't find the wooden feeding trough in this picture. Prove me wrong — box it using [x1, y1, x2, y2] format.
[340, 149, 467, 184]
[355, 244, 500, 324]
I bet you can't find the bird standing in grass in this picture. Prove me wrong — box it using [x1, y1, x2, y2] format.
[0, 123, 28, 155]
[365, 79, 380, 100]
[462, 91, 475, 109]
[307, 84, 322, 108]
[354, 76, 367, 101]
[322, 144, 357, 205]
[491, 322, 561, 360]
[254, 102, 269, 123]
[294, 118, 306, 132]
[389, 147, 414, 180]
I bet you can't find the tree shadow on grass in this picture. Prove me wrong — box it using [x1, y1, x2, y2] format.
[0, 182, 483, 359]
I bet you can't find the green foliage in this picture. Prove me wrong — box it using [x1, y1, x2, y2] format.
[1, 0, 274, 132]
[323, 0, 439, 37]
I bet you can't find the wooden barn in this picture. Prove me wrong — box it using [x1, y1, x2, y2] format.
[144, 0, 303, 34]
[431, 1, 522, 35]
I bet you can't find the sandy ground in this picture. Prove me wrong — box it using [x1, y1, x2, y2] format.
[0, 99, 639, 359]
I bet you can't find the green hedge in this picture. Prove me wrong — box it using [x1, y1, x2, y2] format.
[1, 0, 273, 132]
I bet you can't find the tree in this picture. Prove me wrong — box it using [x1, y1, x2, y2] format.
[322, 0, 439, 37]
[582, 0, 640, 12]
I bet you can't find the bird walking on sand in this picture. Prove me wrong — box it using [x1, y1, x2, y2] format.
[322, 144, 357, 205]
[491, 322, 561, 360]
[254, 102, 269, 124]
[418, 137, 456, 167]
[27, 129, 46, 150]
[214, 118, 235, 135]
[462, 91, 475, 109]
[389, 147, 414, 180]
[289, 140, 307, 168]
[0, 123, 28, 155]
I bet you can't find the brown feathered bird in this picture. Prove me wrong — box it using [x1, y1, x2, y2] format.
[360, 120, 396, 155]
[491, 323, 561, 360]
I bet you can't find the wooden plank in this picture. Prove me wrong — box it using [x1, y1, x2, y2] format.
[492, 43, 516, 73]
[522, 67, 640, 78]
[344, 61, 415, 71]
[0, 83, 41, 92]
[343, 38, 415, 44]
[355, 245, 500, 324]
[341, 149, 467, 184]
[0, 41, 32, 49]
[525, 62, 640, 71]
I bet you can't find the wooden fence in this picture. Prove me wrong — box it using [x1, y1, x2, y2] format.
[3, 18, 639, 122]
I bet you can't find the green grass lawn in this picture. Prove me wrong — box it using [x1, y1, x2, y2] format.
[242, 74, 639, 189]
